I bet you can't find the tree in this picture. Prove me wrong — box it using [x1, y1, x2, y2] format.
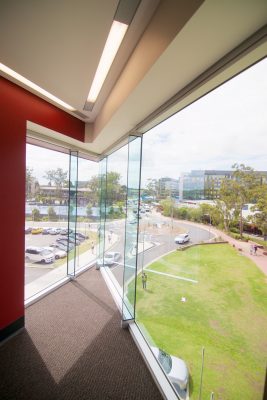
[87, 175, 100, 206]
[251, 184, 267, 239]
[26, 167, 39, 199]
[87, 171, 125, 207]
[218, 164, 257, 237]
[86, 202, 93, 218]
[47, 206, 57, 221]
[26, 167, 34, 199]
[144, 179, 159, 199]
[106, 172, 124, 204]
[43, 168, 68, 203]
[32, 208, 41, 221]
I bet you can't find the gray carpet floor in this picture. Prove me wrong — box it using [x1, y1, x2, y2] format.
[0, 268, 163, 400]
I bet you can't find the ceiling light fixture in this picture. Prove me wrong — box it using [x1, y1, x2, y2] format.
[0, 62, 76, 111]
[86, 20, 128, 105]
[84, 0, 141, 111]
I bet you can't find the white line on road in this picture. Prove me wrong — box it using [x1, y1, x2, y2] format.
[145, 268, 198, 283]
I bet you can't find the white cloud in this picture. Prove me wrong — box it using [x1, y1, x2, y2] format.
[141, 58, 267, 185]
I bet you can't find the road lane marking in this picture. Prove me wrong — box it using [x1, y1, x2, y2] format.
[145, 268, 198, 283]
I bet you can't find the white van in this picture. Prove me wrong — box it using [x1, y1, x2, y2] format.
[25, 246, 55, 264]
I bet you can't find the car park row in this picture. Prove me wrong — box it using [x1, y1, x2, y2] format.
[25, 227, 89, 264]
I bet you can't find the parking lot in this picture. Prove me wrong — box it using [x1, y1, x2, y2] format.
[24, 224, 94, 269]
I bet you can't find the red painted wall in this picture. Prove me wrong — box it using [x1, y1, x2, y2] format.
[0, 77, 85, 330]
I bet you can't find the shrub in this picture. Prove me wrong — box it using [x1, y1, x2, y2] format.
[32, 208, 41, 221]
[47, 206, 58, 221]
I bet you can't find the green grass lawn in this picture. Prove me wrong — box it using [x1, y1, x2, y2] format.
[134, 244, 267, 399]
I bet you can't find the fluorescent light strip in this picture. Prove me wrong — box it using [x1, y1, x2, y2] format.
[87, 20, 128, 104]
[0, 62, 75, 111]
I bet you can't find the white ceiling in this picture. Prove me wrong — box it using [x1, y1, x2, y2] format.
[1, 0, 267, 156]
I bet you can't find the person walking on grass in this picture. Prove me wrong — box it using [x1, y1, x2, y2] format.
[142, 272, 147, 290]
[254, 244, 258, 255]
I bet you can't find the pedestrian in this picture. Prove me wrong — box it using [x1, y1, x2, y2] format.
[142, 272, 147, 290]
[91, 241, 95, 254]
[254, 244, 258, 255]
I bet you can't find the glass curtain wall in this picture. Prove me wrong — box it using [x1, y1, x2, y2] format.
[134, 58, 267, 400]
[67, 151, 78, 277]
[102, 144, 128, 290]
[75, 156, 100, 272]
[25, 144, 70, 299]
[25, 144, 100, 299]
[97, 136, 143, 320]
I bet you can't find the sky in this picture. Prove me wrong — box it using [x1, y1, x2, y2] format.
[27, 57, 267, 187]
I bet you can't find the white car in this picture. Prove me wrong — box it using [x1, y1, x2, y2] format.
[25, 246, 55, 264]
[48, 227, 61, 235]
[151, 347, 189, 393]
[174, 233, 190, 244]
[96, 252, 121, 267]
[44, 246, 67, 259]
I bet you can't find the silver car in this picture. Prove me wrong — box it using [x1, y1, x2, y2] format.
[174, 233, 190, 244]
[25, 246, 55, 264]
[96, 252, 121, 267]
[151, 347, 189, 394]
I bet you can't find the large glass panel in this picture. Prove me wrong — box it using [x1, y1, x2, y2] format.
[101, 145, 128, 291]
[25, 144, 70, 299]
[134, 58, 267, 399]
[122, 135, 142, 321]
[75, 156, 100, 271]
[67, 151, 78, 277]
[97, 157, 107, 269]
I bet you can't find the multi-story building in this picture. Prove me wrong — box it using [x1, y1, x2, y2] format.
[180, 170, 267, 200]
[158, 177, 179, 198]
[179, 170, 205, 200]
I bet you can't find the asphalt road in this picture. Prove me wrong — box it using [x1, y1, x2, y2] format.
[106, 213, 214, 286]
[25, 214, 214, 288]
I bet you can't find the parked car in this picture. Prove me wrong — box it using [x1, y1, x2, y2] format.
[43, 246, 67, 259]
[69, 233, 84, 242]
[151, 347, 189, 392]
[52, 242, 75, 252]
[174, 233, 190, 244]
[56, 237, 80, 245]
[25, 246, 55, 264]
[48, 227, 61, 235]
[96, 252, 121, 267]
[42, 228, 51, 235]
[25, 227, 32, 234]
[31, 227, 43, 234]
[59, 228, 72, 235]
[76, 232, 89, 240]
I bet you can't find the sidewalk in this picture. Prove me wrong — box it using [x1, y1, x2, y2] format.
[208, 225, 267, 276]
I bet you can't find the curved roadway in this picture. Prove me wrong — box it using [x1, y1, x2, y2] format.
[106, 212, 215, 285]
